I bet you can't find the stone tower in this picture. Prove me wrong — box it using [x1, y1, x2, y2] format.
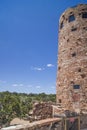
[56, 4, 87, 113]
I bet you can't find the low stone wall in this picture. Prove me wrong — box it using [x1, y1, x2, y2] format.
[1, 118, 62, 130]
[2, 115, 87, 130]
[33, 102, 53, 120]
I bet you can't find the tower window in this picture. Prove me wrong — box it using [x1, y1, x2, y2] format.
[70, 81, 74, 84]
[67, 39, 69, 42]
[82, 12, 87, 18]
[73, 85, 80, 89]
[60, 21, 64, 29]
[82, 9, 85, 11]
[70, 12, 73, 14]
[71, 27, 77, 31]
[59, 99, 62, 103]
[81, 74, 86, 78]
[58, 66, 61, 70]
[78, 68, 81, 72]
[79, 13, 82, 16]
[68, 15, 75, 22]
[71, 52, 76, 57]
[83, 27, 87, 30]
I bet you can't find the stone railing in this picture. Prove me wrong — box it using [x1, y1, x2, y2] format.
[1, 114, 87, 130]
[1, 118, 62, 130]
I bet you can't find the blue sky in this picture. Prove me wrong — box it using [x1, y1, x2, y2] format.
[0, 0, 87, 94]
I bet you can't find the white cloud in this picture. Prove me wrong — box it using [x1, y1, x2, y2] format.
[19, 84, 24, 87]
[47, 64, 54, 67]
[31, 64, 54, 71]
[51, 86, 55, 89]
[31, 67, 45, 71]
[36, 86, 41, 89]
[27, 85, 33, 88]
[12, 84, 24, 87]
[12, 84, 18, 87]
[0, 80, 6, 83]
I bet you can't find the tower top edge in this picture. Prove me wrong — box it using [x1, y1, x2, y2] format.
[59, 3, 87, 20]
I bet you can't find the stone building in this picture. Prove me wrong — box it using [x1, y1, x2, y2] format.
[56, 4, 87, 113]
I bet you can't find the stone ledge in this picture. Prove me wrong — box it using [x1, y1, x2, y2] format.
[1, 118, 61, 130]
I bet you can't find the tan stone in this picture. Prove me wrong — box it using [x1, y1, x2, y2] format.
[56, 4, 87, 113]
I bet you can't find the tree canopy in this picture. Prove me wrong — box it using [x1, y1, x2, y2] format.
[0, 91, 56, 127]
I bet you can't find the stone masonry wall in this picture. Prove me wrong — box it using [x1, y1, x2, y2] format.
[56, 4, 87, 113]
[32, 102, 53, 120]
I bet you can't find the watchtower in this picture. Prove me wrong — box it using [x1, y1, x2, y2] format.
[56, 4, 87, 113]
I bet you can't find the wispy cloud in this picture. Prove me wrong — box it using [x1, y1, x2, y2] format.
[19, 84, 24, 87]
[31, 64, 54, 71]
[12, 84, 18, 87]
[47, 64, 54, 67]
[27, 85, 33, 88]
[31, 67, 45, 71]
[0, 80, 6, 83]
[12, 84, 24, 87]
[36, 86, 41, 89]
[51, 86, 55, 89]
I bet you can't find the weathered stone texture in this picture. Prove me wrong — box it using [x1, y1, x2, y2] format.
[32, 102, 53, 120]
[56, 4, 87, 113]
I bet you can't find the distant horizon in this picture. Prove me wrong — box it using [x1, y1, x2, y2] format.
[0, 0, 86, 94]
[0, 90, 56, 95]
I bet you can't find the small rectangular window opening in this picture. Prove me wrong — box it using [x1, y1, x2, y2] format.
[60, 22, 64, 29]
[59, 99, 62, 103]
[83, 27, 87, 30]
[71, 28, 77, 31]
[73, 85, 80, 89]
[82, 12, 87, 18]
[69, 15, 75, 22]
[71, 52, 76, 57]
